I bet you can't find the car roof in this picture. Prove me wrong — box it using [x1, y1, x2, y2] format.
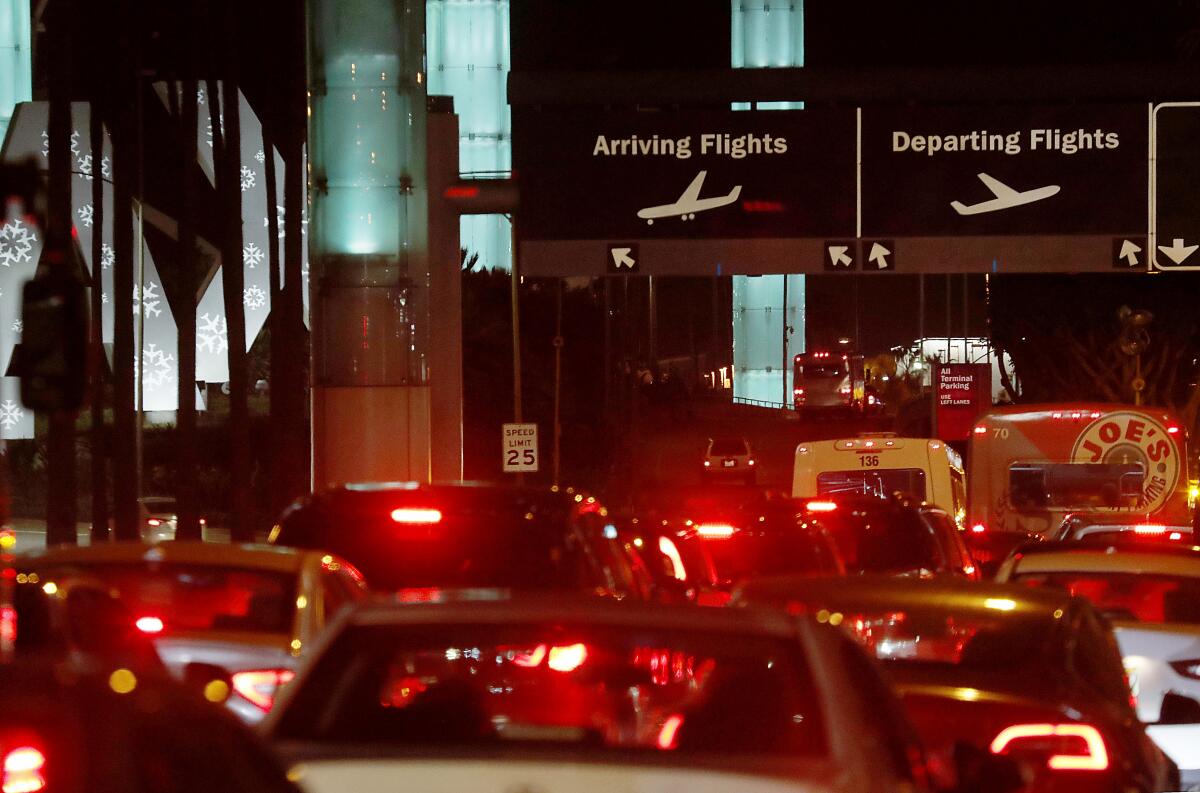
[280, 482, 598, 520]
[19, 541, 311, 574]
[736, 574, 1076, 622]
[1008, 541, 1200, 577]
[349, 590, 799, 638]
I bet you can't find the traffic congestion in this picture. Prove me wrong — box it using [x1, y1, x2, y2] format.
[3, 400, 1199, 792]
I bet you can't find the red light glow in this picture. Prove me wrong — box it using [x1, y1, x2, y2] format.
[990, 723, 1108, 771]
[231, 669, 295, 711]
[444, 185, 480, 199]
[135, 616, 164, 634]
[146, 518, 162, 527]
[658, 536, 688, 581]
[971, 524, 986, 534]
[1168, 425, 1181, 434]
[657, 714, 685, 750]
[2, 746, 47, 793]
[390, 508, 443, 524]
[694, 523, 736, 539]
[805, 501, 838, 513]
[547, 643, 588, 673]
[973, 426, 987, 434]
[1134, 524, 1167, 534]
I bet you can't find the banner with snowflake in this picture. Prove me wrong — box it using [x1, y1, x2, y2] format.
[0, 378, 33, 440]
[2, 101, 182, 412]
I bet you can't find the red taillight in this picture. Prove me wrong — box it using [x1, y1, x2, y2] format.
[747, 458, 755, 466]
[1134, 524, 1166, 535]
[657, 714, 684, 750]
[2, 746, 47, 793]
[971, 524, 986, 534]
[973, 426, 988, 434]
[990, 723, 1109, 771]
[135, 616, 164, 634]
[658, 536, 687, 581]
[805, 501, 838, 513]
[1168, 425, 1181, 435]
[390, 507, 443, 524]
[0, 606, 15, 648]
[694, 523, 736, 539]
[146, 518, 162, 527]
[547, 643, 588, 673]
[230, 669, 295, 712]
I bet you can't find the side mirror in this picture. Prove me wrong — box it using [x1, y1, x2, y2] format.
[183, 662, 233, 704]
[949, 741, 1028, 793]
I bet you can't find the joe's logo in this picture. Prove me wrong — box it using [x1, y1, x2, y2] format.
[1070, 412, 1181, 513]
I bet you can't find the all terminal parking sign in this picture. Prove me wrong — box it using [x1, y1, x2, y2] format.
[502, 423, 539, 473]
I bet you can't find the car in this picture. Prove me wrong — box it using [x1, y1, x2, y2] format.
[613, 518, 723, 604]
[799, 494, 979, 579]
[735, 576, 1180, 793]
[963, 527, 1042, 580]
[264, 591, 982, 793]
[0, 659, 302, 793]
[1054, 514, 1193, 545]
[16, 541, 368, 722]
[270, 483, 651, 599]
[701, 436, 757, 484]
[996, 541, 1200, 787]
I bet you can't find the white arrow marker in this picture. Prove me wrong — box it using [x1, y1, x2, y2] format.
[610, 247, 636, 269]
[1118, 239, 1141, 267]
[868, 242, 892, 269]
[828, 245, 852, 268]
[1158, 238, 1199, 265]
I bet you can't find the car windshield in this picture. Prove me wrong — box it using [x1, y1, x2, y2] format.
[817, 469, 927, 500]
[276, 498, 600, 592]
[708, 439, 748, 456]
[813, 505, 943, 575]
[272, 622, 828, 759]
[1012, 570, 1200, 625]
[28, 563, 297, 634]
[838, 607, 1055, 669]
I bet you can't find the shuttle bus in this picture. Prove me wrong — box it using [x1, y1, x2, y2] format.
[792, 351, 867, 416]
[967, 404, 1190, 537]
[792, 434, 967, 524]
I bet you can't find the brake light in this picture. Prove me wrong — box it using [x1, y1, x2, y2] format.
[230, 669, 295, 711]
[135, 616, 164, 634]
[973, 426, 987, 434]
[0, 606, 15, 648]
[805, 501, 838, 513]
[1169, 532, 1183, 541]
[657, 714, 684, 750]
[2, 746, 47, 793]
[747, 458, 755, 466]
[990, 723, 1108, 771]
[390, 508, 443, 524]
[703, 460, 711, 468]
[1134, 524, 1166, 534]
[971, 524, 986, 534]
[547, 643, 588, 673]
[1168, 425, 1181, 435]
[694, 523, 736, 539]
[658, 536, 687, 581]
[146, 518, 162, 527]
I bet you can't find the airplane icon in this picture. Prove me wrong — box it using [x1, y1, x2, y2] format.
[950, 173, 1061, 216]
[638, 170, 742, 225]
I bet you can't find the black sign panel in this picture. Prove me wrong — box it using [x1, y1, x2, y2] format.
[513, 108, 856, 242]
[1153, 103, 1200, 270]
[862, 104, 1147, 237]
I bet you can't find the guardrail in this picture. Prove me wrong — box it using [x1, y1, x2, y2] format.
[732, 396, 795, 412]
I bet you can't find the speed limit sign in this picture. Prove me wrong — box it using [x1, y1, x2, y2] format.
[502, 423, 539, 473]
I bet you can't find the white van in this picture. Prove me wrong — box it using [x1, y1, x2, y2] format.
[792, 435, 967, 526]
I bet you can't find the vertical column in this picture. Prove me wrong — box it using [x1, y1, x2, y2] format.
[307, 0, 431, 487]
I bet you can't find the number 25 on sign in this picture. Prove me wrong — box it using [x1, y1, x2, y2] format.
[502, 423, 539, 473]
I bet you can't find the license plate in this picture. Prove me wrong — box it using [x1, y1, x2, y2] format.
[723, 459, 735, 468]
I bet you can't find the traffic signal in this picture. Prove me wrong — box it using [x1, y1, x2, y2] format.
[13, 266, 87, 411]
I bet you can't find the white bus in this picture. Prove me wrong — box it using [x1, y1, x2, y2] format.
[792, 435, 967, 525]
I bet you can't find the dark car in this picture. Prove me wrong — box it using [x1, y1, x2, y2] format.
[614, 518, 722, 604]
[799, 494, 978, 579]
[270, 483, 650, 598]
[735, 576, 1180, 793]
[0, 660, 301, 793]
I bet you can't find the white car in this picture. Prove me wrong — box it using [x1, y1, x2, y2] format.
[703, 436, 757, 484]
[265, 592, 967, 793]
[997, 541, 1200, 787]
[19, 541, 368, 722]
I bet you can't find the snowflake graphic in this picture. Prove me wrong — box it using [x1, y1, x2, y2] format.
[243, 285, 267, 311]
[197, 87, 206, 106]
[40, 131, 49, 159]
[77, 204, 94, 228]
[11, 318, 22, 334]
[133, 282, 163, 319]
[0, 400, 24, 431]
[264, 204, 307, 239]
[78, 154, 93, 180]
[136, 343, 175, 391]
[0, 218, 38, 267]
[205, 117, 213, 148]
[239, 166, 256, 192]
[197, 312, 228, 355]
[254, 149, 266, 164]
[101, 292, 109, 305]
[242, 242, 264, 269]
[100, 243, 115, 269]
[100, 156, 112, 179]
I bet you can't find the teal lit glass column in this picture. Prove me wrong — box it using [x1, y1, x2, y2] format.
[308, 0, 432, 485]
[731, 1, 805, 405]
[0, 0, 32, 144]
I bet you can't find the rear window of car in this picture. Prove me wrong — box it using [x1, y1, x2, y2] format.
[812, 505, 943, 576]
[29, 564, 297, 634]
[705, 527, 841, 583]
[1011, 571, 1200, 625]
[276, 503, 603, 592]
[708, 439, 748, 456]
[816, 469, 927, 500]
[273, 623, 828, 760]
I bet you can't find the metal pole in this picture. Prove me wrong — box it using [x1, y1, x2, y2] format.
[648, 275, 656, 365]
[782, 275, 789, 405]
[945, 274, 952, 362]
[510, 218, 522, 424]
[552, 279, 563, 487]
